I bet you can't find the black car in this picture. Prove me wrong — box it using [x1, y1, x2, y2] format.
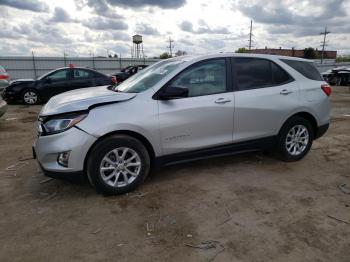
[322, 68, 350, 86]
[112, 64, 148, 83]
[2, 67, 116, 105]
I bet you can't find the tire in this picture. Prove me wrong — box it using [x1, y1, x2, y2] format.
[276, 116, 314, 162]
[86, 135, 150, 195]
[22, 89, 39, 105]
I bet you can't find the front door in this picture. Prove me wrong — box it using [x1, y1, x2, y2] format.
[39, 69, 72, 100]
[158, 58, 234, 155]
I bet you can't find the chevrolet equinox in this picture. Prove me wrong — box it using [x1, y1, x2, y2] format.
[33, 54, 331, 195]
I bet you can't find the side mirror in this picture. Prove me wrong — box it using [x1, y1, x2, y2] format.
[44, 78, 52, 84]
[158, 86, 188, 100]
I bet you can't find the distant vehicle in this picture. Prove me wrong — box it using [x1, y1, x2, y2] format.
[112, 65, 148, 83]
[0, 65, 10, 93]
[322, 68, 350, 86]
[33, 53, 330, 195]
[0, 95, 7, 117]
[2, 67, 117, 105]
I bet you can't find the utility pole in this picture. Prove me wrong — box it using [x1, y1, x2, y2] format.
[167, 37, 174, 57]
[248, 20, 253, 51]
[320, 25, 330, 64]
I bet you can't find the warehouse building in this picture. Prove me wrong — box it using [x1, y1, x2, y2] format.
[249, 47, 337, 59]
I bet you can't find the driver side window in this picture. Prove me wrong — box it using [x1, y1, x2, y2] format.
[46, 70, 68, 82]
[170, 59, 227, 97]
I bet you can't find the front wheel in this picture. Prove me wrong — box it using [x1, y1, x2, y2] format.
[276, 116, 314, 162]
[22, 89, 39, 105]
[87, 135, 150, 195]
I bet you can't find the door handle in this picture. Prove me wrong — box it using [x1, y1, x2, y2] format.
[280, 89, 293, 95]
[215, 97, 231, 104]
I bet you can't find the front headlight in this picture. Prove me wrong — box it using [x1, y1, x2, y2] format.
[41, 112, 88, 135]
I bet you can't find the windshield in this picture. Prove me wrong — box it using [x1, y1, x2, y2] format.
[115, 59, 185, 93]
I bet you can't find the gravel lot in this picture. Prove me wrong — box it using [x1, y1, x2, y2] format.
[0, 87, 349, 262]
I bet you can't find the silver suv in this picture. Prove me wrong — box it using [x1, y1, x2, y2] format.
[33, 54, 331, 195]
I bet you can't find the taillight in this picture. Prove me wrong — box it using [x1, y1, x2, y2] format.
[0, 74, 9, 80]
[111, 76, 117, 84]
[321, 84, 331, 96]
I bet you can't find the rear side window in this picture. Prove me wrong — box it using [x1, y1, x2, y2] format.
[281, 59, 323, 81]
[271, 62, 292, 85]
[235, 58, 272, 90]
[234, 58, 292, 90]
[0, 65, 5, 73]
[74, 69, 92, 79]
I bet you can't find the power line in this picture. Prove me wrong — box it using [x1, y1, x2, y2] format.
[167, 37, 174, 57]
[320, 25, 330, 64]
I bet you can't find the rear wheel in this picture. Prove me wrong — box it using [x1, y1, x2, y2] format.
[22, 89, 39, 105]
[276, 116, 314, 161]
[87, 135, 150, 195]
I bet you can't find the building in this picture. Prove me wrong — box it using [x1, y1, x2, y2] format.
[249, 47, 337, 59]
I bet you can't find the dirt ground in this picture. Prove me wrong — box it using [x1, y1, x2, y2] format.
[0, 87, 349, 262]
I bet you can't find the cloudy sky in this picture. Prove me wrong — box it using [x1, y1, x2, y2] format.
[0, 0, 349, 57]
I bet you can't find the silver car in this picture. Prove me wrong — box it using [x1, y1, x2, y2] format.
[33, 54, 331, 195]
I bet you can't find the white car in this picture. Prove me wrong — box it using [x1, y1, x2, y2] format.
[33, 53, 331, 195]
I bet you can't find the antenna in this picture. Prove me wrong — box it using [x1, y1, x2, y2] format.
[320, 25, 330, 64]
[167, 37, 174, 57]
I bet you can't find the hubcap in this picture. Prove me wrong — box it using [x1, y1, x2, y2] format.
[285, 125, 309, 156]
[23, 92, 38, 104]
[99, 147, 141, 188]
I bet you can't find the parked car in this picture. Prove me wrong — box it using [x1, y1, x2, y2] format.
[2, 67, 117, 105]
[33, 54, 330, 195]
[112, 65, 148, 83]
[0, 95, 7, 117]
[0, 65, 10, 93]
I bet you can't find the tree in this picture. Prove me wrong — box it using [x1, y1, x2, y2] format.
[159, 52, 171, 59]
[304, 47, 316, 59]
[175, 50, 187, 56]
[235, 47, 249, 53]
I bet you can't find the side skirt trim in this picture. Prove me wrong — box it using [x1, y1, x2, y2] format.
[154, 136, 277, 168]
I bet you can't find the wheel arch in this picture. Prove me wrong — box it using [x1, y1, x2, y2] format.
[83, 130, 156, 172]
[280, 111, 318, 138]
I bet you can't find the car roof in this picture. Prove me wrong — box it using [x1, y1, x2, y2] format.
[172, 53, 313, 63]
[54, 67, 97, 71]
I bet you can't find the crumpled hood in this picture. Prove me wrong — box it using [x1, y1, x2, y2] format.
[40, 85, 136, 116]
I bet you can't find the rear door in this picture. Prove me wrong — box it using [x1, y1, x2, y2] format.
[70, 69, 95, 90]
[158, 58, 235, 155]
[232, 57, 299, 142]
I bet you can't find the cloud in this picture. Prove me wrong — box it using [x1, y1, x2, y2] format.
[0, 0, 49, 12]
[83, 17, 128, 30]
[49, 7, 75, 23]
[107, 0, 186, 9]
[179, 20, 230, 34]
[85, 0, 123, 18]
[135, 23, 160, 35]
[234, 0, 350, 37]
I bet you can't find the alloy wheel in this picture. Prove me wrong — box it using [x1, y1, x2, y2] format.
[99, 147, 141, 188]
[285, 124, 309, 156]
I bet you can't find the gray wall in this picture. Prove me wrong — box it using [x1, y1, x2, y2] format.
[1, 56, 349, 79]
[0, 56, 160, 79]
